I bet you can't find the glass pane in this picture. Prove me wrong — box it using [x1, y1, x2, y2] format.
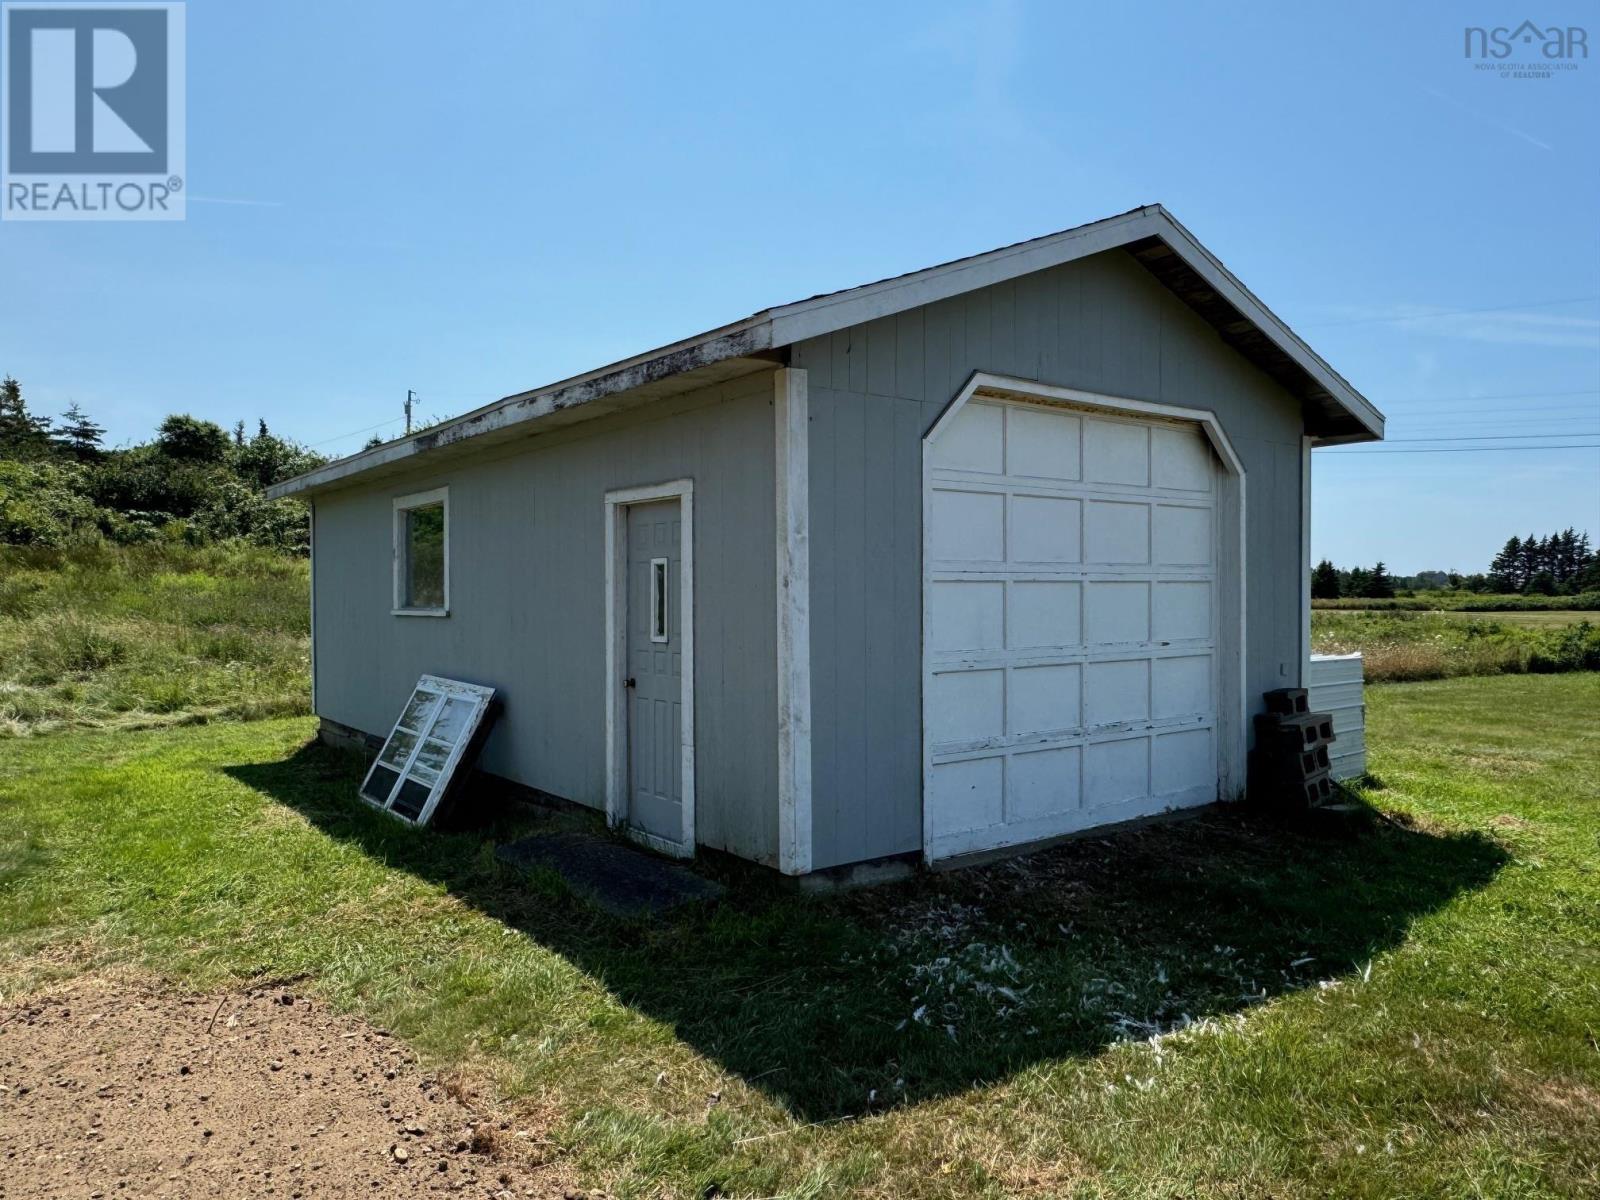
[405, 504, 446, 609]
[378, 729, 418, 769]
[391, 777, 432, 821]
[360, 763, 401, 806]
[652, 558, 668, 640]
[410, 737, 451, 781]
[428, 695, 476, 744]
[399, 689, 439, 733]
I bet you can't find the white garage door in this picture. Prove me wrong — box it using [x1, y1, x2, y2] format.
[923, 397, 1219, 861]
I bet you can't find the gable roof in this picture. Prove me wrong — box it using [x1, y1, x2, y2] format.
[270, 205, 1383, 499]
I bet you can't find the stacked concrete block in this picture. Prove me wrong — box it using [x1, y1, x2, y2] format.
[1252, 688, 1341, 811]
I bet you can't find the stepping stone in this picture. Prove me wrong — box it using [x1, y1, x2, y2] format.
[494, 833, 725, 917]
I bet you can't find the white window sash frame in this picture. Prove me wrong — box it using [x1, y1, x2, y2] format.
[392, 486, 451, 617]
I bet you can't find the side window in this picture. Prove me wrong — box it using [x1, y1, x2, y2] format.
[393, 488, 449, 615]
[650, 557, 669, 642]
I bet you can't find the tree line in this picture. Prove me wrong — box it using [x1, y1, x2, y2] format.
[1311, 560, 1397, 599]
[0, 374, 326, 553]
[1312, 528, 1599, 599]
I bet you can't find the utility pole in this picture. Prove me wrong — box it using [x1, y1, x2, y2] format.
[405, 389, 415, 436]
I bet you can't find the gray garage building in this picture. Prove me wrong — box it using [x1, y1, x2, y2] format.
[270, 205, 1384, 877]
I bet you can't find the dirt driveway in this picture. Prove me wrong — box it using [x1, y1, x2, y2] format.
[0, 976, 589, 1199]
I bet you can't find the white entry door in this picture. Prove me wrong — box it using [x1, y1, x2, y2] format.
[626, 499, 687, 853]
[923, 397, 1220, 861]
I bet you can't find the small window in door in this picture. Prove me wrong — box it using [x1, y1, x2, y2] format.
[650, 557, 669, 643]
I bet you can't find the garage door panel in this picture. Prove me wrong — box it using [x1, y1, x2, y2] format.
[926, 398, 1219, 861]
[1007, 407, 1081, 480]
[929, 580, 1005, 652]
[930, 401, 1004, 473]
[1084, 419, 1149, 485]
[1008, 663, 1081, 735]
[1085, 737, 1149, 808]
[931, 488, 1005, 561]
[1152, 654, 1211, 719]
[1009, 580, 1081, 648]
[1085, 659, 1149, 726]
[1009, 494, 1081, 562]
[1007, 746, 1081, 820]
[929, 756, 1004, 836]
[1152, 728, 1214, 798]
[1154, 504, 1212, 566]
[1084, 500, 1149, 564]
[929, 668, 1004, 745]
[1153, 580, 1211, 642]
[1084, 580, 1150, 645]
[1151, 425, 1214, 492]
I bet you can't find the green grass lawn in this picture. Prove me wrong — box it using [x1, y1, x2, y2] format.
[2, 674, 1597, 1198]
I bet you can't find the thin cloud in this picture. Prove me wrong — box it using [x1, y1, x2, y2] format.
[1422, 85, 1553, 151]
[188, 194, 285, 208]
[1314, 302, 1599, 349]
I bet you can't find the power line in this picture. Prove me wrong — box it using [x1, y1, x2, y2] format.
[1325, 444, 1600, 454]
[1383, 387, 1599, 404]
[1395, 419, 1600, 432]
[308, 416, 404, 448]
[1382, 438, 1593, 448]
[1302, 295, 1600, 329]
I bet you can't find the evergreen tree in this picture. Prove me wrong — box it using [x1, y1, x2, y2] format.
[51, 402, 105, 461]
[1345, 566, 1371, 598]
[1310, 559, 1341, 599]
[1520, 533, 1541, 590]
[1363, 561, 1395, 599]
[1488, 536, 1522, 592]
[0, 375, 53, 457]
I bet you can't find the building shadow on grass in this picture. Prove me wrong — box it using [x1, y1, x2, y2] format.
[227, 744, 1508, 1122]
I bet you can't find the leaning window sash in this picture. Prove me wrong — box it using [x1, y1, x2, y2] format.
[359, 675, 495, 827]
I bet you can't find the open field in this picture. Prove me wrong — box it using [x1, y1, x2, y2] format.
[2, 673, 1597, 1198]
[1313, 608, 1600, 682]
[1314, 591, 1600, 613]
[0, 543, 309, 737]
[1324, 608, 1594, 629]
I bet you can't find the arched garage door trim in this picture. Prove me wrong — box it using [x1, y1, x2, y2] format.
[921, 372, 1247, 863]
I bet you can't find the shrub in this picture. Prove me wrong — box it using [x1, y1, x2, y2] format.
[0, 459, 104, 546]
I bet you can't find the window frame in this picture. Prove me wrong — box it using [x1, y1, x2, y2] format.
[392, 486, 451, 617]
[649, 556, 670, 643]
[358, 674, 496, 826]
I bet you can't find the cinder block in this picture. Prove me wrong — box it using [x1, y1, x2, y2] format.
[1255, 711, 1335, 751]
[1263, 687, 1310, 715]
[1258, 743, 1331, 781]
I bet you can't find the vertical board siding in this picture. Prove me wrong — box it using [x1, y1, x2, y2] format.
[797, 248, 1306, 870]
[312, 377, 780, 864]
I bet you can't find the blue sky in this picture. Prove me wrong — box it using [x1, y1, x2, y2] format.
[2, 0, 1596, 574]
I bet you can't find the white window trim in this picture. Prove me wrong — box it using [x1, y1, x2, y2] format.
[392, 486, 450, 617]
[603, 479, 696, 858]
